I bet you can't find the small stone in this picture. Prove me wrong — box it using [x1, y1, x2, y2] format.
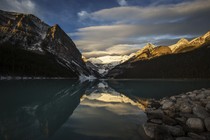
[163, 109, 176, 117]
[162, 101, 174, 110]
[181, 95, 188, 98]
[188, 93, 196, 98]
[150, 101, 161, 109]
[179, 113, 197, 118]
[175, 117, 187, 124]
[200, 99, 209, 106]
[162, 115, 177, 125]
[193, 105, 210, 119]
[186, 92, 192, 95]
[176, 137, 193, 140]
[186, 118, 205, 132]
[150, 119, 162, 124]
[180, 103, 192, 113]
[204, 117, 210, 131]
[160, 99, 167, 105]
[188, 132, 206, 140]
[170, 96, 176, 101]
[165, 125, 185, 136]
[143, 123, 157, 138]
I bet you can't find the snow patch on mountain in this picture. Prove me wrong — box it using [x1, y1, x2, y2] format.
[87, 54, 134, 76]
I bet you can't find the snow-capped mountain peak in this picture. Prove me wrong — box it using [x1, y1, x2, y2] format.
[87, 54, 134, 76]
[169, 38, 189, 52]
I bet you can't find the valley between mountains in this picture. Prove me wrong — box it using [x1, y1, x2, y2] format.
[0, 10, 210, 79]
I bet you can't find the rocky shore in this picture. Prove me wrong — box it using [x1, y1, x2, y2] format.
[143, 88, 210, 140]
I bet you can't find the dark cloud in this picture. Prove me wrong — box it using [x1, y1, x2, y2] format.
[0, 0, 209, 58]
[72, 0, 210, 58]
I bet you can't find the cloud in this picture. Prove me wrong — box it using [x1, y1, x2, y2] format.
[117, 0, 128, 6]
[0, 0, 36, 14]
[81, 44, 140, 58]
[72, 0, 210, 58]
[78, 10, 90, 20]
[91, 0, 210, 24]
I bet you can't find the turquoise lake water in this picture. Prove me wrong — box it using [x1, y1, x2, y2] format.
[0, 79, 210, 140]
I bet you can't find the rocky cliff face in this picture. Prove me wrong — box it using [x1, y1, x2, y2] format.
[0, 10, 48, 50]
[42, 24, 91, 76]
[0, 10, 95, 78]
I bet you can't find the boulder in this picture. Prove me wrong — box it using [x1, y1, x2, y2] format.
[165, 125, 185, 136]
[154, 125, 173, 140]
[176, 137, 193, 140]
[187, 132, 206, 140]
[186, 118, 205, 132]
[143, 123, 157, 138]
[193, 105, 210, 119]
[201, 90, 210, 96]
[146, 109, 164, 119]
[163, 109, 176, 117]
[205, 103, 210, 112]
[204, 117, 210, 131]
[162, 101, 174, 110]
[162, 115, 177, 125]
[179, 113, 197, 118]
[195, 93, 206, 100]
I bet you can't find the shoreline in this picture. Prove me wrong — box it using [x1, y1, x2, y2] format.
[0, 76, 77, 80]
[143, 88, 210, 140]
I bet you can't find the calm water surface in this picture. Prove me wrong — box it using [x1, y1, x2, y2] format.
[0, 79, 210, 140]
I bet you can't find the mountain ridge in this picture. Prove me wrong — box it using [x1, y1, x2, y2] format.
[0, 10, 98, 78]
[107, 31, 210, 79]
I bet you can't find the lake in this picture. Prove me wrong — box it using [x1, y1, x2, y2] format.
[0, 79, 210, 140]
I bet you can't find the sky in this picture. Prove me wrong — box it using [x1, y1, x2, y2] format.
[0, 0, 210, 58]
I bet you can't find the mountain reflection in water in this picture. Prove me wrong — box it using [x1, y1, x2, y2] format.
[0, 79, 210, 140]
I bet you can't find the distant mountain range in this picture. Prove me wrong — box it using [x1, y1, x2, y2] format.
[0, 10, 210, 79]
[0, 10, 98, 78]
[86, 55, 134, 76]
[107, 31, 210, 78]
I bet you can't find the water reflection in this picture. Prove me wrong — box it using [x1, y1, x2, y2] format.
[107, 79, 210, 99]
[0, 80, 91, 140]
[0, 79, 210, 140]
[55, 82, 148, 140]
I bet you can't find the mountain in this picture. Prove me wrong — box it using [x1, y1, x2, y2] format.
[107, 31, 210, 79]
[128, 43, 172, 62]
[87, 55, 134, 76]
[0, 10, 96, 78]
[170, 31, 210, 53]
